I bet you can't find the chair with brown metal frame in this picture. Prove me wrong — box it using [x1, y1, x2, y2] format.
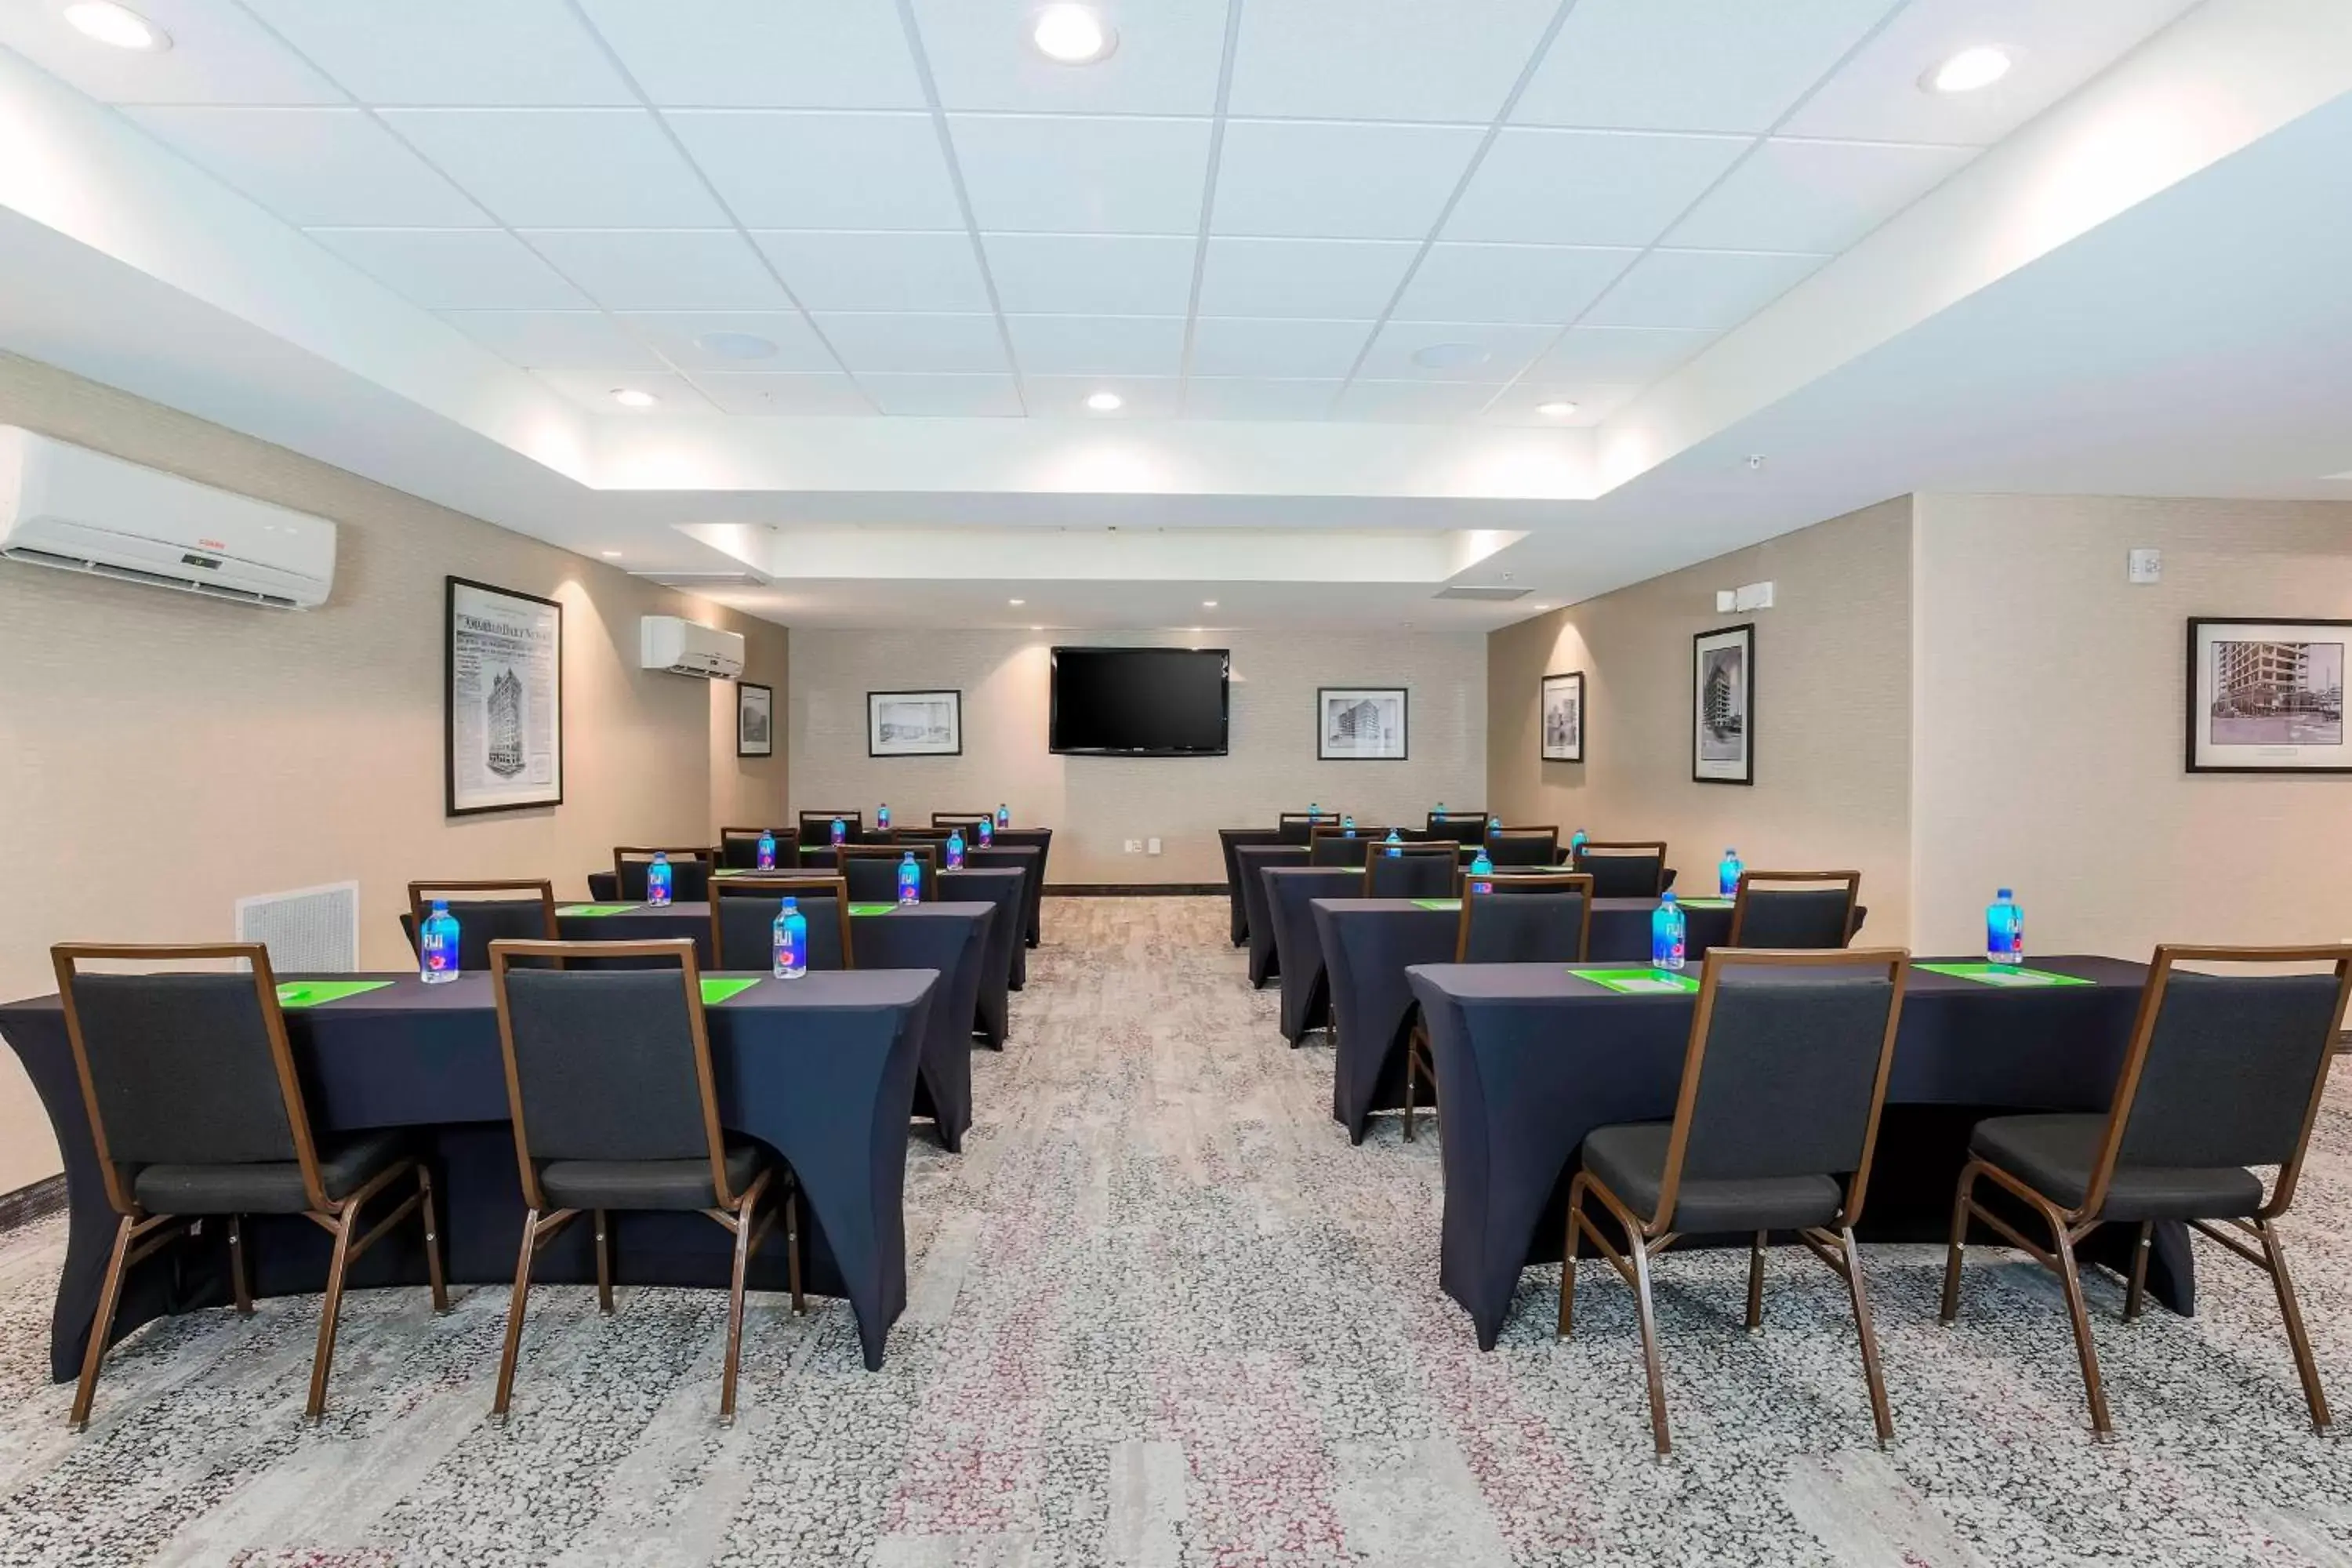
[1940, 943, 2352, 1438]
[1727, 870, 1860, 949]
[50, 942, 448, 1429]
[1561, 946, 1911, 1456]
[1573, 839, 1669, 898]
[1362, 842, 1457, 899]
[1308, 824, 1389, 868]
[612, 845, 716, 902]
[840, 843, 938, 903]
[1403, 873, 1595, 1142]
[1276, 810, 1342, 844]
[797, 810, 866, 848]
[401, 880, 559, 975]
[1483, 826, 1561, 867]
[1425, 810, 1493, 845]
[889, 826, 954, 845]
[710, 876, 856, 972]
[486, 937, 798, 1421]
[717, 826, 796, 870]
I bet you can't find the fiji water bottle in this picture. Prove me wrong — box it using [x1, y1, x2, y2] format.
[756, 828, 778, 871]
[1987, 889, 2024, 967]
[646, 851, 674, 908]
[1487, 818, 1501, 840]
[1435, 801, 1446, 818]
[1719, 848, 1743, 898]
[830, 815, 847, 846]
[996, 803, 1010, 829]
[1308, 801, 1319, 819]
[1650, 891, 1687, 971]
[419, 900, 460, 984]
[897, 851, 922, 906]
[946, 827, 967, 870]
[1468, 849, 1494, 897]
[1343, 815, 1357, 838]
[877, 801, 891, 832]
[1570, 827, 1588, 865]
[1383, 829, 1404, 858]
[774, 897, 808, 979]
[977, 815, 994, 847]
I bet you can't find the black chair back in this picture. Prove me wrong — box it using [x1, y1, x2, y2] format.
[1364, 844, 1457, 898]
[613, 848, 713, 902]
[711, 877, 855, 971]
[1576, 840, 1668, 898]
[1425, 811, 1491, 844]
[841, 845, 938, 902]
[1728, 871, 1858, 949]
[1484, 828, 1559, 867]
[1309, 829, 1386, 867]
[933, 811, 993, 829]
[1277, 811, 1342, 844]
[404, 880, 558, 973]
[718, 827, 794, 870]
[1457, 874, 1593, 963]
[797, 810, 865, 846]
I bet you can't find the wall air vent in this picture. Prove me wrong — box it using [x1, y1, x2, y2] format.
[628, 569, 772, 589]
[1433, 584, 1533, 601]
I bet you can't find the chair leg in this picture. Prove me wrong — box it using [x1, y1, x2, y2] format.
[594, 1210, 614, 1315]
[228, 1215, 254, 1317]
[306, 1203, 360, 1421]
[2255, 1218, 2332, 1432]
[416, 1167, 449, 1313]
[2123, 1220, 2151, 1323]
[720, 1194, 760, 1422]
[2049, 1215, 2114, 1439]
[1938, 1160, 1980, 1325]
[1745, 1231, 1766, 1331]
[1838, 1227, 1895, 1447]
[69, 1214, 137, 1431]
[1556, 1174, 1586, 1339]
[1627, 1229, 1671, 1457]
[786, 1190, 804, 1316]
[492, 1212, 539, 1419]
[1402, 1045, 1420, 1143]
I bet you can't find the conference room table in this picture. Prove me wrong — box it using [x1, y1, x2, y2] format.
[1218, 829, 1291, 945]
[785, 846, 1041, 989]
[1405, 955, 2190, 1351]
[1233, 844, 1311, 985]
[799, 829, 1052, 949]
[0, 968, 938, 1381]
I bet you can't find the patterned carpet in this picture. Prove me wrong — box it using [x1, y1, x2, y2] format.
[2, 897, 2351, 1566]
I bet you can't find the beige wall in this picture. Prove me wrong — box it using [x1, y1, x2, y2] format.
[0, 353, 787, 1192]
[788, 627, 1486, 884]
[1487, 498, 1915, 940]
[1912, 494, 2352, 956]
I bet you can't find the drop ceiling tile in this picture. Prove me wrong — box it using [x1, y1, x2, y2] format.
[1666, 137, 1978, 253]
[1229, 0, 1563, 122]
[575, 0, 924, 108]
[949, 115, 1212, 235]
[1478, 383, 1642, 426]
[982, 234, 1199, 316]
[752, 231, 991, 312]
[438, 310, 667, 371]
[376, 110, 724, 228]
[1182, 379, 1346, 421]
[1528, 325, 1715, 382]
[521, 230, 788, 310]
[667, 112, 964, 229]
[1189, 319, 1375, 379]
[125, 107, 485, 227]
[1210, 120, 1484, 241]
[1357, 322, 1556, 383]
[1447, 129, 1749, 245]
[1331, 380, 1497, 423]
[695, 372, 874, 415]
[910, 0, 1229, 115]
[308, 227, 590, 310]
[613, 312, 839, 372]
[812, 314, 1010, 374]
[0, 0, 341, 104]
[1784, 0, 2202, 146]
[1583, 249, 1828, 330]
[1005, 316, 1187, 377]
[241, 0, 633, 106]
[532, 370, 717, 414]
[1514, 0, 1893, 133]
[1196, 238, 1420, 318]
[1394, 243, 1637, 324]
[1026, 376, 1185, 419]
[860, 374, 1025, 416]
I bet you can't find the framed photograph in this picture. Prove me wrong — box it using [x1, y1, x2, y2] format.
[869, 689, 962, 757]
[737, 681, 773, 758]
[2187, 618, 2351, 773]
[1541, 670, 1584, 763]
[445, 577, 563, 816]
[1319, 687, 1408, 761]
[1692, 623, 1754, 785]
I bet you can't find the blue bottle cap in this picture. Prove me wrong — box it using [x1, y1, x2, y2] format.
[1997, 887, 2013, 898]
[1660, 891, 1676, 902]
[782, 896, 797, 909]
[431, 899, 448, 912]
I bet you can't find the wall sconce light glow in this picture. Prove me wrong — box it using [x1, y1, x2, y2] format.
[611, 387, 659, 408]
[601, 550, 623, 558]
[1032, 5, 1115, 64]
[1009, 598, 1025, 606]
[1536, 401, 1578, 417]
[1085, 390, 1124, 412]
[64, 2, 168, 49]
[1926, 45, 2011, 93]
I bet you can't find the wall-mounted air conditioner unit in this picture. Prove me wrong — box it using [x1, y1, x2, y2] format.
[641, 615, 746, 679]
[0, 426, 337, 609]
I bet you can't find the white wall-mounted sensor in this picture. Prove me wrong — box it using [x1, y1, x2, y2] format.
[2128, 548, 2162, 585]
[1715, 589, 1737, 613]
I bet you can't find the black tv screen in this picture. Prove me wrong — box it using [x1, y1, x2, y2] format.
[1050, 647, 1229, 757]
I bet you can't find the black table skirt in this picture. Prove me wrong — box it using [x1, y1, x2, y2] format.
[556, 901, 989, 1152]
[1234, 845, 1310, 987]
[979, 829, 1052, 948]
[1267, 868, 1367, 1043]
[778, 848, 1037, 989]
[1218, 829, 1289, 946]
[1406, 956, 2191, 1351]
[0, 969, 937, 1381]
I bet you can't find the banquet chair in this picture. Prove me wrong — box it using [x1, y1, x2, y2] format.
[711, 876, 855, 971]
[1362, 843, 1457, 898]
[840, 843, 938, 902]
[1561, 947, 1911, 1456]
[612, 846, 715, 902]
[1308, 826, 1389, 867]
[1574, 840, 1670, 898]
[1727, 871, 1860, 949]
[1276, 811, 1342, 844]
[889, 826, 954, 845]
[717, 826, 795, 870]
[1941, 944, 2352, 1438]
[486, 938, 797, 1421]
[1484, 827, 1562, 867]
[401, 880, 558, 974]
[797, 810, 865, 847]
[50, 942, 448, 1429]
[1425, 811, 1493, 844]
[1403, 874, 1595, 1141]
[932, 811, 994, 829]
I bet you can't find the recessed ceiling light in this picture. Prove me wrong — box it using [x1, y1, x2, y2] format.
[1202, 600, 1217, 608]
[1412, 341, 1490, 371]
[1536, 401, 1578, 417]
[611, 387, 659, 408]
[1924, 45, 2011, 93]
[63, 2, 169, 50]
[1030, 625, 1044, 631]
[695, 331, 778, 361]
[1032, 4, 1116, 65]
[1085, 390, 1124, 412]
[601, 550, 623, 558]
[1010, 598, 1025, 606]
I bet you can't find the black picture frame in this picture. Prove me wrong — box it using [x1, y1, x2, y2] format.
[2185, 616, 2352, 774]
[445, 576, 564, 817]
[1317, 687, 1409, 761]
[1541, 670, 1584, 763]
[737, 681, 774, 758]
[868, 688, 963, 757]
[1691, 622, 1754, 786]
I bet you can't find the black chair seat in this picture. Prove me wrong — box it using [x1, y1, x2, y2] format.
[1969, 1114, 2263, 1221]
[1583, 1123, 1843, 1233]
[537, 1141, 765, 1211]
[132, 1129, 415, 1215]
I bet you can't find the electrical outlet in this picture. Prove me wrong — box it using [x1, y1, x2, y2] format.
[1147, 837, 1163, 855]
[1123, 839, 1142, 854]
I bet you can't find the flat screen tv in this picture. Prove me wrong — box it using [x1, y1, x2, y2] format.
[1050, 646, 1229, 757]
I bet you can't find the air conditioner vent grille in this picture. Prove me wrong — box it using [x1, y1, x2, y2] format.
[1434, 584, 1533, 601]
[234, 881, 361, 974]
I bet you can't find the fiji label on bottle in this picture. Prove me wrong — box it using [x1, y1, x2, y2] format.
[777, 923, 806, 975]
[978, 818, 994, 845]
[423, 933, 452, 974]
[831, 819, 846, 845]
[947, 836, 966, 870]
[898, 866, 920, 904]
[648, 866, 672, 906]
[1470, 877, 1493, 896]
[757, 840, 776, 870]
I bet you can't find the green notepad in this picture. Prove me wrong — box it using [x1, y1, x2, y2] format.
[275, 980, 394, 1009]
[1575, 967, 1701, 996]
[1412, 898, 1463, 912]
[1674, 896, 1734, 909]
[1916, 962, 2093, 988]
[699, 978, 762, 1006]
[556, 903, 638, 917]
[849, 903, 899, 916]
